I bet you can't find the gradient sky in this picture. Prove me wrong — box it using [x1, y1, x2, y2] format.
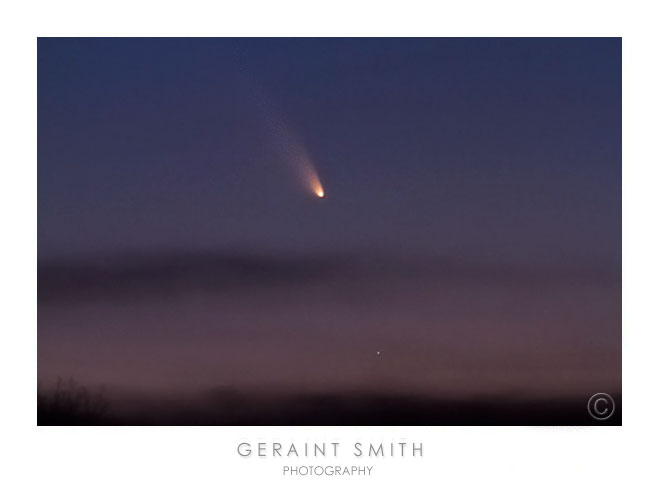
[38, 38, 621, 262]
[38, 39, 621, 420]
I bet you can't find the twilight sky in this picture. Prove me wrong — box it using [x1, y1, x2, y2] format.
[38, 38, 621, 423]
[38, 38, 620, 262]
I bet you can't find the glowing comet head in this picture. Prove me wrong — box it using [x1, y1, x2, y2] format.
[305, 166, 324, 198]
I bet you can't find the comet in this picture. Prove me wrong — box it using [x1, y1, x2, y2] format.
[270, 122, 325, 199]
[251, 86, 325, 199]
[303, 166, 325, 198]
[298, 156, 325, 198]
[304, 164, 325, 198]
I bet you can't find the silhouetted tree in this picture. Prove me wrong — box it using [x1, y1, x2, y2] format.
[38, 378, 110, 425]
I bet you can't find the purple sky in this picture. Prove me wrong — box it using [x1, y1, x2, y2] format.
[38, 38, 620, 413]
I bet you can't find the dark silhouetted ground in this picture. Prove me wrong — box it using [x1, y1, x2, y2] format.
[37, 384, 621, 426]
